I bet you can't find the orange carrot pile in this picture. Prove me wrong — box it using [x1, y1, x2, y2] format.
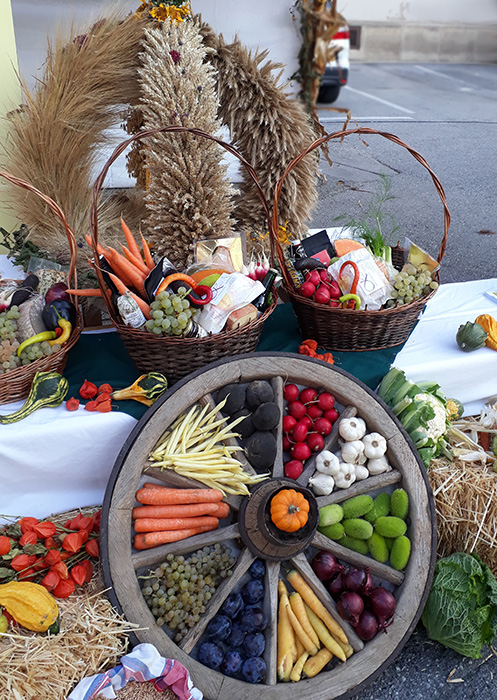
[82, 218, 155, 318]
[132, 484, 229, 550]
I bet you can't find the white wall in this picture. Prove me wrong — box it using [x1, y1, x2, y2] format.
[342, 0, 497, 24]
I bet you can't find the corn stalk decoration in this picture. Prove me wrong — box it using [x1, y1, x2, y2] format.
[292, 0, 346, 113]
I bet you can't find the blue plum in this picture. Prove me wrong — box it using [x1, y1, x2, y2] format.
[241, 657, 267, 684]
[205, 615, 232, 642]
[243, 632, 266, 657]
[241, 579, 264, 605]
[221, 650, 244, 677]
[198, 642, 224, 670]
[220, 592, 244, 620]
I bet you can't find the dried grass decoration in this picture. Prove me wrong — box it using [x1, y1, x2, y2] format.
[429, 454, 497, 579]
[0, 508, 139, 700]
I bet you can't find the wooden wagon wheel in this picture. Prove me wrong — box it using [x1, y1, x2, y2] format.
[102, 353, 436, 700]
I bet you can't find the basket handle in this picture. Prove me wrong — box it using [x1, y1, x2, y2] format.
[0, 171, 78, 292]
[89, 125, 275, 323]
[271, 127, 450, 288]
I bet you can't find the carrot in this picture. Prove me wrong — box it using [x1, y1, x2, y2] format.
[106, 246, 147, 294]
[65, 288, 102, 297]
[132, 502, 230, 519]
[120, 244, 150, 276]
[133, 523, 217, 550]
[140, 231, 155, 270]
[134, 515, 219, 533]
[121, 216, 142, 262]
[107, 273, 151, 319]
[85, 234, 107, 257]
[135, 487, 223, 505]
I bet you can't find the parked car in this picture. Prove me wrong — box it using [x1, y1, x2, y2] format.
[317, 25, 350, 104]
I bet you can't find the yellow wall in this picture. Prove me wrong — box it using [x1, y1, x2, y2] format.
[0, 0, 22, 238]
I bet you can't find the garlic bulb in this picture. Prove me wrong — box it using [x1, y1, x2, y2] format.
[363, 432, 387, 460]
[367, 455, 392, 475]
[334, 462, 357, 489]
[354, 464, 370, 480]
[338, 416, 367, 442]
[340, 440, 366, 465]
[315, 450, 340, 476]
[308, 472, 335, 496]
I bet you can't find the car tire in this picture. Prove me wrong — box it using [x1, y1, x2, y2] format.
[317, 84, 341, 104]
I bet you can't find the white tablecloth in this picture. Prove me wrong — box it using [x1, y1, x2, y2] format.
[395, 279, 497, 416]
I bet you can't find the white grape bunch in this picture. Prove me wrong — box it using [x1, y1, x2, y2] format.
[145, 287, 198, 337]
[387, 262, 439, 307]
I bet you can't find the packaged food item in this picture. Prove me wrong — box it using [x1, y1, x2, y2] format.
[197, 273, 265, 335]
[328, 248, 393, 311]
[117, 292, 147, 329]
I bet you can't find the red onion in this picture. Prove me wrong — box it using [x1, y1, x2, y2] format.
[327, 572, 344, 598]
[368, 586, 396, 631]
[362, 569, 374, 597]
[337, 592, 364, 626]
[343, 567, 369, 595]
[311, 552, 344, 581]
[355, 610, 379, 641]
[45, 282, 69, 304]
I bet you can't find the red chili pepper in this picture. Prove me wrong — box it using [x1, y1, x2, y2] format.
[339, 261, 360, 309]
[79, 379, 98, 400]
[55, 327, 63, 338]
[66, 397, 80, 411]
[188, 284, 213, 306]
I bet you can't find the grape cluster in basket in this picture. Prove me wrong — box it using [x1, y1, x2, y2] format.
[145, 288, 198, 337]
[387, 263, 439, 307]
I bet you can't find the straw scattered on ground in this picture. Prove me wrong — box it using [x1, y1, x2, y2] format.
[429, 455, 497, 577]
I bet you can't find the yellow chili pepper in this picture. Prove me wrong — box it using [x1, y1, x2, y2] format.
[48, 319, 72, 346]
[17, 331, 57, 357]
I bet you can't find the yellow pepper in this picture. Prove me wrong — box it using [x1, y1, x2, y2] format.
[17, 331, 57, 357]
[48, 319, 72, 346]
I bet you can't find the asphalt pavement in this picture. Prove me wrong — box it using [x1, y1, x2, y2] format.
[313, 63, 497, 284]
[313, 63, 497, 700]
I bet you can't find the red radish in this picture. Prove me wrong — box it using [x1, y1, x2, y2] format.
[288, 401, 307, 420]
[324, 408, 339, 424]
[319, 269, 331, 282]
[329, 300, 341, 308]
[284, 460, 304, 479]
[313, 417, 332, 436]
[307, 433, 324, 452]
[318, 392, 335, 411]
[283, 415, 297, 433]
[355, 610, 379, 641]
[314, 284, 331, 304]
[337, 592, 364, 626]
[307, 404, 323, 420]
[291, 442, 311, 461]
[300, 282, 316, 298]
[300, 387, 318, 404]
[300, 415, 313, 428]
[305, 270, 321, 286]
[292, 421, 309, 443]
[311, 552, 344, 581]
[283, 384, 300, 402]
[329, 281, 342, 299]
[283, 436, 292, 453]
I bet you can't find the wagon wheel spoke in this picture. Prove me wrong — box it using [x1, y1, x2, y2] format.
[315, 470, 402, 508]
[287, 552, 364, 652]
[263, 560, 280, 685]
[271, 376, 284, 478]
[132, 524, 241, 571]
[179, 546, 255, 654]
[311, 531, 405, 586]
[297, 405, 357, 486]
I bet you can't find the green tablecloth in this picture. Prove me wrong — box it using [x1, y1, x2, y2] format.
[64, 303, 404, 419]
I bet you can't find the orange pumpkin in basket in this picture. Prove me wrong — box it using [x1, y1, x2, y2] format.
[270, 489, 309, 533]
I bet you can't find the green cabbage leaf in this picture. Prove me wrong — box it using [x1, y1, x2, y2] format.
[421, 552, 497, 658]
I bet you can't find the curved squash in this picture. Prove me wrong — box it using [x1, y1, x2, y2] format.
[456, 321, 487, 352]
[474, 314, 497, 351]
[111, 372, 168, 406]
[446, 398, 464, 421]
[0, 371, 68, 424]
[0, 581, 59, 632]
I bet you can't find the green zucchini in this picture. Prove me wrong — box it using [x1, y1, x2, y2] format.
[0, 371, 69, 424]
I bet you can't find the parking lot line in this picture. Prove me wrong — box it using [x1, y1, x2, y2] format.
[344, 86, 415, 114]
[318, 116, 414, 122]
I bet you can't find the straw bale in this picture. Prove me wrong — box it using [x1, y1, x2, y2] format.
[429, 456, 497, 577]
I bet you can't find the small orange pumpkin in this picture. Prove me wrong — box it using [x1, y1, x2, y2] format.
[270, 489, 309, 533]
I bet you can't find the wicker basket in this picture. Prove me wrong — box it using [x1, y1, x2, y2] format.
[271, 127, 451, 351]
[89, 126, 277, 384]
[0, 172, 82, 404]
